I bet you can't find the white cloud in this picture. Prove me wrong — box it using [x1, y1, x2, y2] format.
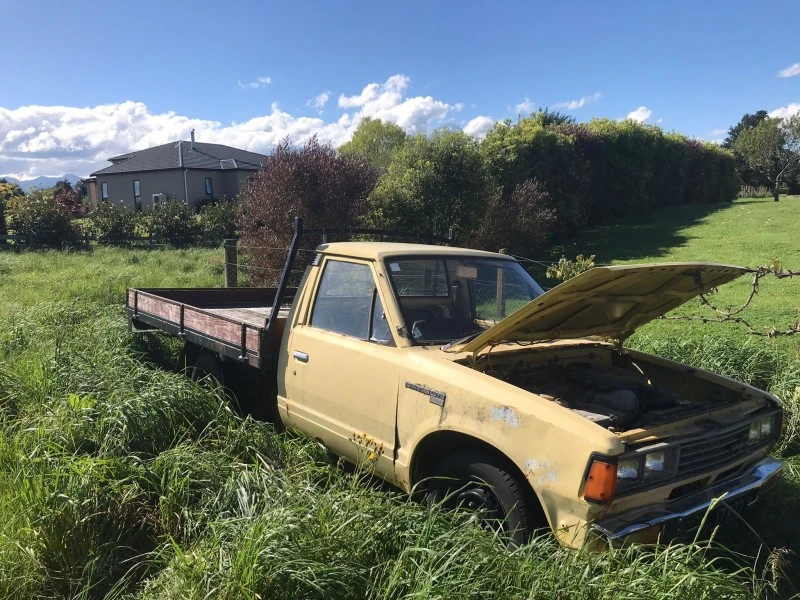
[0, 75, 463, 177]
[768, 103, 800, 119]
[513, 97, 535, 115]
[307, 91, 331, 111]
[551, 91, 602, 110]
[463, 116, 495, 139]
[237, 76, 272, 90]
[778, 63, 800, 78]
[624, 106, 652, 123]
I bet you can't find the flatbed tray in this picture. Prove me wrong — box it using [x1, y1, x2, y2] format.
[126, 287, 296, 369]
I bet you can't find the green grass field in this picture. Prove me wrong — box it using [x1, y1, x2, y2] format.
[0, 199, 799, 598]
[546, 196, 800, 354]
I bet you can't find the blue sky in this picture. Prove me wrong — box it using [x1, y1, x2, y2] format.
[1, 0, 799, 177]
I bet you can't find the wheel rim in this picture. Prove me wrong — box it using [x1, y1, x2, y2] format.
[455, 486, 505, 532]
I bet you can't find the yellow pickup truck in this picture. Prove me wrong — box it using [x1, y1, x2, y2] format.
[128, 221, 783, 548]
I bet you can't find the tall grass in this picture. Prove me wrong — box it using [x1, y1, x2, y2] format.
[0, 258, 798, 597]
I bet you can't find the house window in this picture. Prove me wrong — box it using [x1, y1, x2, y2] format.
[204, 177, 213, 197]
[101, 182, 109, 200]
[133, 180, 142, 211]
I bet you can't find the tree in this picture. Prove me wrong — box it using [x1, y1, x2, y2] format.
[339, 117, 407, 171]
[723, 110, 768, 149]
[724, 110, 770, 188]
[0, 181, 25, 237]
[733, 115, 800, 201]
[74, 179, 88, 200]
[367, 129, 491, 242]
[238, 137, 379, 284]
[52, 179, 74, 194]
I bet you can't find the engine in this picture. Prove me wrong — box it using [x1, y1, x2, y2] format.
[493, 362, 721, 432]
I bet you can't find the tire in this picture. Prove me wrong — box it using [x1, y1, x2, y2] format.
[426, 450, 534, 547]
[190, 352, 224, 387]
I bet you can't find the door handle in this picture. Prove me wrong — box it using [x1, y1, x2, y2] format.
[293, 350, 309, 363]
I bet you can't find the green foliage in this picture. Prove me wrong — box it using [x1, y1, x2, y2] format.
[142, 199, 201, 246]
[339, 117, 408, 171]
[733, 115, 800, 200]
[368, 129, 491, 241]
[6, 189, 81, 247]
[546, 254, 596, 281]
[198, 198, 238, 243]
[90, 201, 139, 245]
[0, 182, 25, 237]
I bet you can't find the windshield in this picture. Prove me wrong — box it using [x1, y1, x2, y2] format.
[385, 256, 545, 345]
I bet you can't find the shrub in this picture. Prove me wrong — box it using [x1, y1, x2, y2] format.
[473, 178, 557, 255]
[238, 136, 378, 284]
[6, 190, 81, 247]
[546, 254, 596, 282]
[142, 199, 200, 246]
[199, 198, 238, 244]
[0, 180, 25, 237]
[54, 188, 85, 218]
[368, 130, 490, 242]
[90, 202, 138, 245]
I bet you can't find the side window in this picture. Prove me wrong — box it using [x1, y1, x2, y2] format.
[311, 260, 393, 345]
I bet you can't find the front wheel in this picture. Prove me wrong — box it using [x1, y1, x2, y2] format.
[426, 450, 537, 547]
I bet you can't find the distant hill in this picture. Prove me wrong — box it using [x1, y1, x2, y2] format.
[1, 173, 82, 192]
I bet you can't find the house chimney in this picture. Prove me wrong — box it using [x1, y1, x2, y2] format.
[190, 129, 196, 149]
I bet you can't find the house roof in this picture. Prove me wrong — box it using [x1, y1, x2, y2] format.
[91, 141, 267, 176]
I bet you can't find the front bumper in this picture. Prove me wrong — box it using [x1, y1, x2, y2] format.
[591, 457, 784, 544]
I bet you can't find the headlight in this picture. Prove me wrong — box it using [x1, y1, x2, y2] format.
[617, 458, 640, 482]
[747, 415, 776, 445]
[616, 447, 676, 491]
[643, 450, 667, 479]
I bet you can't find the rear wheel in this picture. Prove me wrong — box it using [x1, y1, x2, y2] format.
[426, 450, 535, 547]
[190, 352, 224, 387]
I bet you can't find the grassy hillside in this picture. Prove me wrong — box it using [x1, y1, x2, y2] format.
[0, 201, 799, 598]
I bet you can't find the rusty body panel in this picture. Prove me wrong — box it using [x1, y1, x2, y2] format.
[131, 239, 783, 549]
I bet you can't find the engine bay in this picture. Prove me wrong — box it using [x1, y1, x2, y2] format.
[478, 348, 740, 433]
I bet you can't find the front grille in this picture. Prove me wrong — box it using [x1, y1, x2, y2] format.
[676, 423, 751, 477]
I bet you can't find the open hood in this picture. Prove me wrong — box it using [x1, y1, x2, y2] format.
[456, 263, 750, 354]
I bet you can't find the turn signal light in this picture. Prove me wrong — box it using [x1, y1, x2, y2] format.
[584, 460, 617, 503]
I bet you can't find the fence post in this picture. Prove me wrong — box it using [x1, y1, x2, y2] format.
[224, 239, 238, 287]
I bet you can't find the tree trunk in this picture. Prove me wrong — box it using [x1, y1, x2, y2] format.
[773, 182, 780, 202]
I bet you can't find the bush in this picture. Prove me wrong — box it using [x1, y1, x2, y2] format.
[90, 202, 139, 245]
[369, 130, 491, 242]
[238, 136, 378, 284]
[473, 178, 557, 255]
[54, 188, 85, 218]
[198, 198, 238, 244]
[142, 199, 201, 246]
[0, 181, 25, 237]
[6, 190, 81, 247]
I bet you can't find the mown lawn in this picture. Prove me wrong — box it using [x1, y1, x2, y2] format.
[0, 202, 799, 598]
[545, 196, 800, 354]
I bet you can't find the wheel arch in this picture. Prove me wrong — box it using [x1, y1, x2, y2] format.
[408, 429, 549, 529]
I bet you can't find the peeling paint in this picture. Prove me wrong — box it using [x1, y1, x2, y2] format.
[490, 405, 520, 427]
[525, 458, 558, 488]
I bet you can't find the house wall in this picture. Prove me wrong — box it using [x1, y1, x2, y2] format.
[94, 168, 256, 212]
[94, 170, 186, 210]
[185, 169, 255, 210]
[86, 179, 99, 209]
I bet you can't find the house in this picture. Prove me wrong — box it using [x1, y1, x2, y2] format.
[87, 131, 267, 211]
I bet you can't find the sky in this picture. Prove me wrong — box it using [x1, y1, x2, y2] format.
[1, 0, 799, 179]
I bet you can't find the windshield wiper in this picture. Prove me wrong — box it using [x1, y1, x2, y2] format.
[441, 330, 483, 351]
